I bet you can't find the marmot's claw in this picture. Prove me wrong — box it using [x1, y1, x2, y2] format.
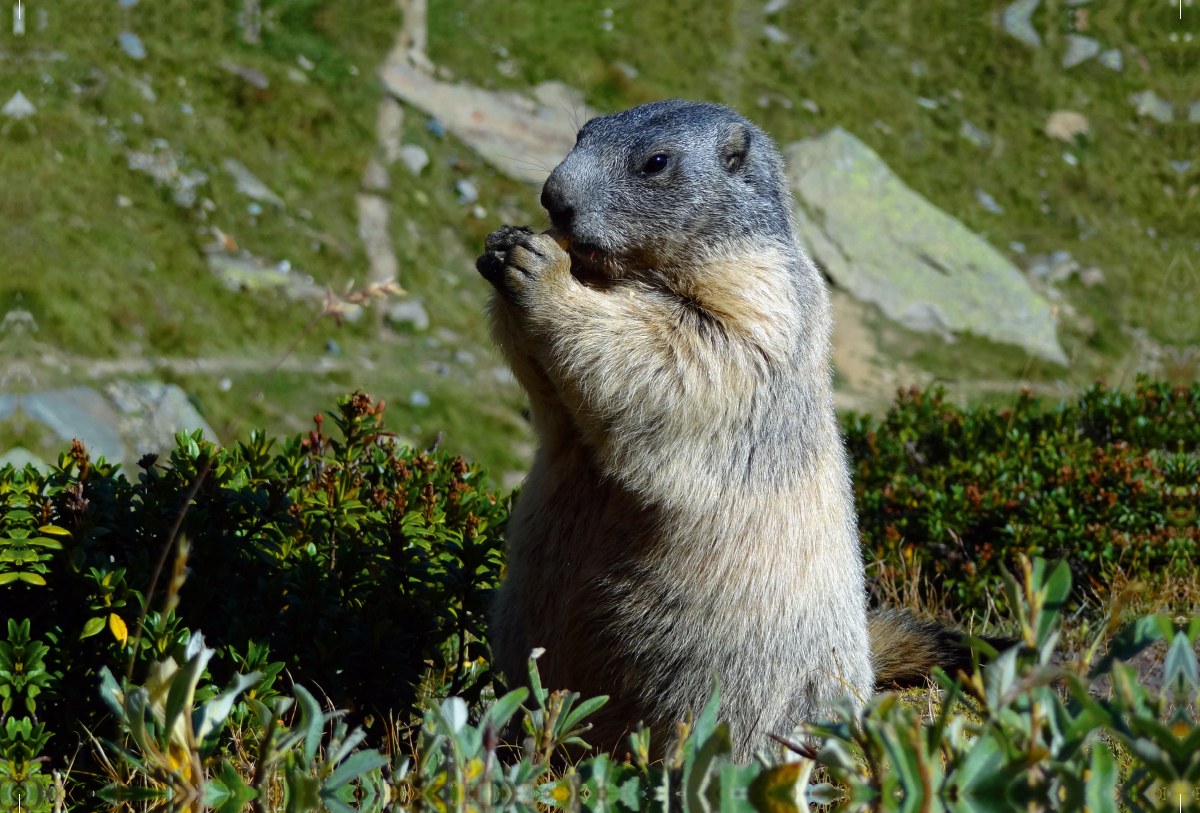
[485, 225, 535, 253]
[476, 250, 507, 286]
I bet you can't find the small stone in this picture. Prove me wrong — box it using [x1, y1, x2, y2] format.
[361, 158, 391, 191]
[1129, 90, 1173, 124]
[800, 99, 819, 114]
[400, 144, 429, 175]
[218, 61, 269, 89]
[455, 179, 479, 205]
[376, 97, 404, 164]
[356, 193, 399, 283]
[219, 377, 233, 392]
[116, 195, 132, 207]
[247, 202, 263, 215]
[1045, 110, 1089, 142]
[496, 58, 519, 78]
[387, 299, 429, 331]
[223, 158, 285, 207]
[409, 390, 430, 408]
[1002, 0, 1041, 48]
[472, 204, 487, 219]
[1098, 49, 1122, 71]
[492, 366, 516, 384]
[455, 350, 475, 364]
[1010, 241, 1026, 254]
[325, 339, 340, 355]
[297, 55, 315, 70]
[764, 0, 789, 12]
[130, 77, 157, 102]
[181, 103, 194, 115]
[1079, 267, 1104, 287]
[502, 471, 527, 490]
[959, 120, 991, 148]
[1061, 34, 1100, 68]
[426, 119, 446, 138]
[1190, 101, 1200, 124]
[286, 67, 308, 84]
[1026, 251, 1078, 284]
[763, 24, 789, 43]
[613, 61, 638, 78]
[2, 91, 35, 119]
[1171, 161, 1192, 175]
[975, 188, 1004, 214]
[916, 97, 938, 110]
[118, 32, 146, 59]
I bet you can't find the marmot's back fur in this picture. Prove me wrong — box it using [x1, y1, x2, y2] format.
[476, 100, 992, 759]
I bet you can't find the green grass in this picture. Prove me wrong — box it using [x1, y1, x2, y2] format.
[2, 0, 1195, 479]
[1, 0, 545, 475]
[428, 0, 1198, 372]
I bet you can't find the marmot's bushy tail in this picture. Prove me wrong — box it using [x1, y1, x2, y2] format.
[868, 609, 1016, 689]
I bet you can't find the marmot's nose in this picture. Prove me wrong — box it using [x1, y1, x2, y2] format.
[540, 181, 574, 231]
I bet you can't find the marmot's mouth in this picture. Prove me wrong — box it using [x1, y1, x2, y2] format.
[567, 240, 627, 281]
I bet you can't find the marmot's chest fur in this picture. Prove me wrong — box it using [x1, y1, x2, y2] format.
[477, 100, 874, 759]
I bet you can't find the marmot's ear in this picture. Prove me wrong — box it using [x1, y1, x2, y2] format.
[720, 125, 751, 173]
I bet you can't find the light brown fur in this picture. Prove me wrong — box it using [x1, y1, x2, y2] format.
[477, 101, 993, 761]
[485, 233, 872, 758]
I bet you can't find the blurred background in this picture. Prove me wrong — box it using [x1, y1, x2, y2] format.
[0, 0, 1195, 485]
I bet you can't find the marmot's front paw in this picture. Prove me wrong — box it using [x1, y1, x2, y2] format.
[476, 227, 570, 304]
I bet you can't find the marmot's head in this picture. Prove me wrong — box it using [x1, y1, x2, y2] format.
[540, 100, 796, 278]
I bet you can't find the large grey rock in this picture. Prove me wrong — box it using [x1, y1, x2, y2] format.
[21, 388, 127, 463]
[2, 383, 216, 466]
[0, 448, 49, 473]
[105, 381, 218, 459]
[379, 61, 593, 184]
[784, 127, 1067, 364]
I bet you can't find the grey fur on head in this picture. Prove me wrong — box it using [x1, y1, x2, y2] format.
[541, 100, 798, 275]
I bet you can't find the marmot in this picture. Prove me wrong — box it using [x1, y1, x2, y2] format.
[476, 100, 990, 759]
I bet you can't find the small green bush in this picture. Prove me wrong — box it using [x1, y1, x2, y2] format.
[847, 377, 1192, 617]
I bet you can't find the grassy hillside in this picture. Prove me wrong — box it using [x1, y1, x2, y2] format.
[2, 0, 1195, 480]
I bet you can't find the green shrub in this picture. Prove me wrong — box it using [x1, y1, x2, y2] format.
[1, 379, 1195, 809]
[0, 392, 507, 804]
[847, 377, 1192, 617]
[85, 556, 1200, 813]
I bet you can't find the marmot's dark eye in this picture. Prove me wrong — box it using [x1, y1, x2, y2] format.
[642, 154, 670, 174]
